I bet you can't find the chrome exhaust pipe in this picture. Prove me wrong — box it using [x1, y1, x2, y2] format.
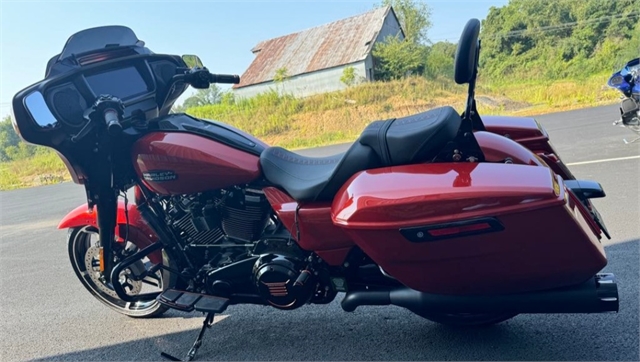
[341, 273, 618, 314]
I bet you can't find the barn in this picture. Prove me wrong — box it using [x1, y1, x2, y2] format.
[232, 5, 404, 99]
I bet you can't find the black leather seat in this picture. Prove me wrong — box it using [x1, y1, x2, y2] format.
[260, 106, 462, 202]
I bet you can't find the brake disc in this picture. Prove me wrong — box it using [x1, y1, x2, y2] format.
[84, 245, 142, 298]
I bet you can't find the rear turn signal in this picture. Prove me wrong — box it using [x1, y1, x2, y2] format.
[400, 217, 505, 242]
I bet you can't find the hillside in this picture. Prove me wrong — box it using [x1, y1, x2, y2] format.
[186, 74, 615, 149]
[478, 0, 640, 80]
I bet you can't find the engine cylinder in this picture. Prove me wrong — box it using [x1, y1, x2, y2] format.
[253, 254, 316, 310]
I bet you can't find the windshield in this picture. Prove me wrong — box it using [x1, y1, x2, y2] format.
[622, 58, 640, 75]
[58, 25, 141, 60]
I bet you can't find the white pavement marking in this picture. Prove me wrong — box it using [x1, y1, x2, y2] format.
[566, 155, 640, 166]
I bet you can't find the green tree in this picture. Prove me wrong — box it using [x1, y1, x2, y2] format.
[373, 37, 427, 80]
[0, 115, 37, 162]
[340, 66, 357, 86]
[424, 41, 457, 79]
[372, 0, 432, 80]
[1, 116, 19, 161]
[273, 67, 289, 83]
[380, 0, 432, 44]
[172, 84, 223, 113]
[272, 67, 290, 95]
[184, 84, 223, 108]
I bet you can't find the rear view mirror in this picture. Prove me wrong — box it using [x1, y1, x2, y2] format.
[182, 54, 204, 69]
[24, 91, 58, 128]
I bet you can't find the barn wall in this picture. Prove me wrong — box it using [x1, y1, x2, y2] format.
[233, 60, 367, 99]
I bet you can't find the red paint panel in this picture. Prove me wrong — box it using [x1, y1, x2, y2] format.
[297, 204, 355, 252]
[332, 162, 563, 229]
[331, 164, 606, 294]
[264, 187, 354, 266]
[481, 115, 548, 144]
[343, 205, 606, 295]
[263, 187, 297, 232]
[132, 132, 261, 195]
[475, 131, 545, 166]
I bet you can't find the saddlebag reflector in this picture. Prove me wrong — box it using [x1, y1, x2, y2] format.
[400, 217, 504, 242]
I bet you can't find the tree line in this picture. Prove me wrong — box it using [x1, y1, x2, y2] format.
[373, 0, 639, 81]
[0, 116, 39, 162]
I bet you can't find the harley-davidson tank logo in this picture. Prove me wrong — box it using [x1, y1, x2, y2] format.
[143, 170, 178, 182]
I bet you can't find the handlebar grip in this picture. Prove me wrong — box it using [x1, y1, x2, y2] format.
[104, 109, 122, 135]
[209, 74, 240, 84]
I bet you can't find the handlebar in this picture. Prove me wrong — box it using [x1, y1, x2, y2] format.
[104, 108, 122, 135]
[71, 96, 124, 142]
[172, 68, 240, 89]
[208, 73, 240, 84]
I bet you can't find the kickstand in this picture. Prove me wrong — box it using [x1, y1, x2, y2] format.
[623, 136, 640, 144]
[161, 313, 215, 362]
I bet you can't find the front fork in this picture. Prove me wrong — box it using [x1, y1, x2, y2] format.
[88, 182, 119, 284]
[90, 181, 189, 302]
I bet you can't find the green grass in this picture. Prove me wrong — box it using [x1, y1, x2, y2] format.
[186, 73, 618, 149]
[0, 149, 70, 190]
[0, 74, 621, 190]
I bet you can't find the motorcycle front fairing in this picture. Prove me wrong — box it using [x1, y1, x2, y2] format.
[11, 35, 190, 283]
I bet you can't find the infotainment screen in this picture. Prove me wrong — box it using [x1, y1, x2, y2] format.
[85, 66, 149, 100]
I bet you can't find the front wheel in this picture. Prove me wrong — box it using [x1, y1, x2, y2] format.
[414, 310, 519, 327]
[67, 225, 178, 318]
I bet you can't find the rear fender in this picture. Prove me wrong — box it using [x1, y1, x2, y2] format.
[479, 115, 575, 180]
[475, 131, 545, 166]
[58, 200, 162, 264]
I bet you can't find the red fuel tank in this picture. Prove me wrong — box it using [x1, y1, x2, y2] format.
[132, 132, 262, 195]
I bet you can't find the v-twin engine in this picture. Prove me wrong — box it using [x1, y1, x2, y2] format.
[165, 187, 272, 264]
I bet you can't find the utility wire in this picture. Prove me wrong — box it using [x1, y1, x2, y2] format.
[496, 12, 640, 39]
[428, 12, 640, 43]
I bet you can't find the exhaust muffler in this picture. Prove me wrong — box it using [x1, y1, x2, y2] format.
[341, 273, 618, 314]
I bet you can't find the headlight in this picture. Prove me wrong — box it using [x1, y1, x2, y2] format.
[609, 75, 624, 86]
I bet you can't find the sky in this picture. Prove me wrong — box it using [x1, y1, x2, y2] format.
[0, 0, 509, 118]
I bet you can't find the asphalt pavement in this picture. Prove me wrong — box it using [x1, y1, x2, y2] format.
[0, 103, 639, 361]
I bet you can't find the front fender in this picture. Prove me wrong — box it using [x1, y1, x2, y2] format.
[58, 200, 162, 264]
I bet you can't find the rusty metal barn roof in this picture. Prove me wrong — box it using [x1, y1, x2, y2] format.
[233, 5, 398, 89]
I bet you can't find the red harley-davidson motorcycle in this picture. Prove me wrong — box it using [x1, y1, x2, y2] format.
[12, 19, 617, 361]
